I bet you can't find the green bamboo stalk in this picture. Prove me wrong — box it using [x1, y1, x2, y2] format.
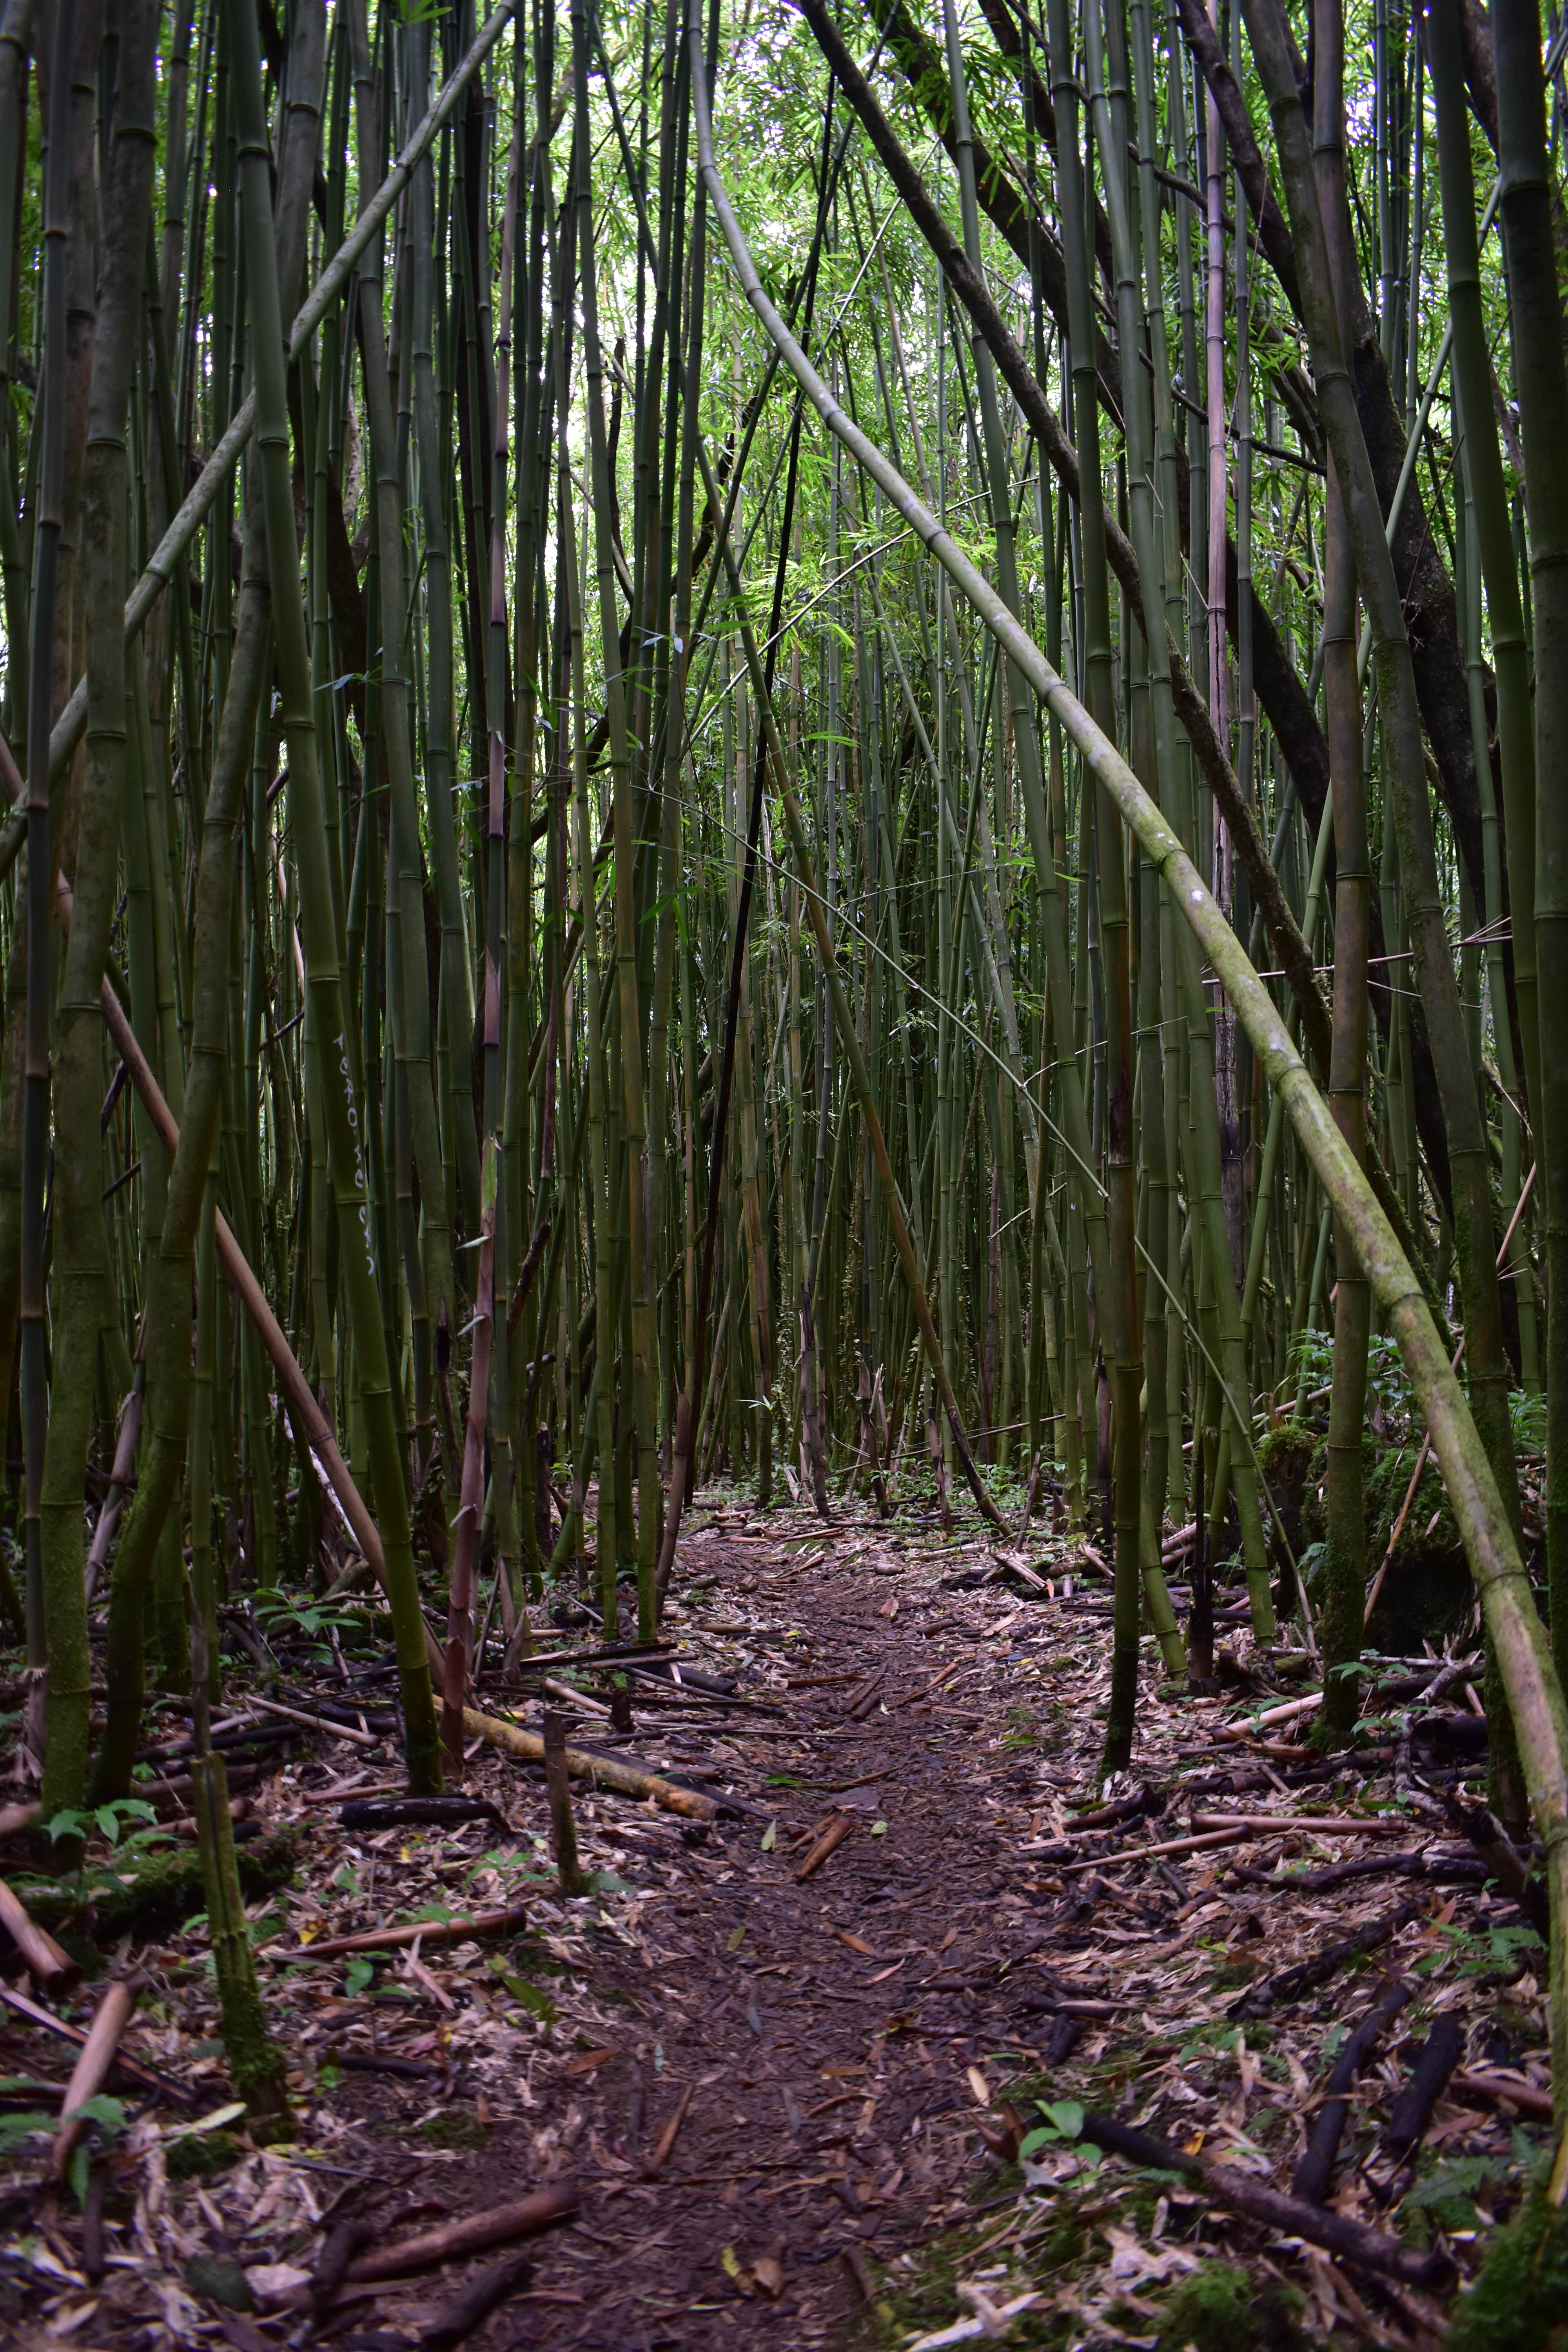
[1491, 0, 1568, 1701]
[18, 0, 79, 1773]
[232, 0, 441, 1792]
[37, 0, 158, 1818]
[1312, 0, 1373, 1748]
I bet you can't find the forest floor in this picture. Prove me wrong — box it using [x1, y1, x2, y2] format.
[0, 1490, 1556, 2350]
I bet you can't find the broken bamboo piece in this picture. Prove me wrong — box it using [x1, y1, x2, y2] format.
[543, 1710, 588, 1895]
[1291, 1975, 1410, 2203]
[645, 2080, 695, 2177]
[0, 1877, 79, 1991]
[794, 1814, 854, 1882]
[1383, 2015, 1465, 2161]
[461, 1706, 718, 1820]
[50, 1978, 138, 2183]
[340, 2185, 581, 2284]
[281, 1904, 529, 1960]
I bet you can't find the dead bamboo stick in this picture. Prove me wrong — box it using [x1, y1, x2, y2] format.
[50, 1980, 137, 2182]
[0, 1877, 78, 1989]
[461, 1706, 717, 1820]
[341, 2185, 581, 2283]
[279, 1903, 529, 1960]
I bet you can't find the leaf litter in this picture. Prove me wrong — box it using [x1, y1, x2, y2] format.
[0, 1493, 1553, 2348]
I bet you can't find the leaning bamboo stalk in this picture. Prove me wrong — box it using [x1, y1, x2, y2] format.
[25, 0, 519, 817]
[687, 0, 1568, 2109]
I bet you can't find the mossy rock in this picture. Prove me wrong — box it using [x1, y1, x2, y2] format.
[1443, 2187, 1568, 2352]
[1157, 2261, 1305, 2352]
[26, 1831, 297, 1943]
[1255, 1424, 1316, 1502]
[1365, 1534, 1472, 1655]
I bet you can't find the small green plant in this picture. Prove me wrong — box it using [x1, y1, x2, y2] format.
[1401, 2155, 1497, 2236]
[251, 1586, 366, 1669]
[1018, 2098, 1099, 2168]
[45, 1797, 157, 1849]
[488, 1955, 557, 2021]
[1417, 1919, 1544, 1981]
[1443, 2180, 1568, 2350]
[1157, 2260, 1304, 2352]
[0, 2094, 131, 2204]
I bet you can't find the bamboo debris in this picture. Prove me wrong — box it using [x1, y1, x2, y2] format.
[49, 1978, 137, 2183]
[0, 1877, 78, 1989]
[463, 1707, 718, 1820]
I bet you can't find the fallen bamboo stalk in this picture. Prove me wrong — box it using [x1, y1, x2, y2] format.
[292, 1776, 407, 1806]
[462, 1706, 718, 1820]
[1238, 1692, 1323, 1730]
[243, 1694, 380, 1747]
[341, 2185, 581, 2283]
[50, 1980, 138, 2183]
[0, 1980, 195, 2107]
[277, 1903, 529, 1960]
[1057, 1826, 1256, 1871]
[1450, 2069, 1555, 2122]
[1080, 2109, 1450, 2289]
[1190, 1811, 1414, 1836]
[0, 1877, 79, 1990]
[0, 1801, 41, 1841]
[417, 2249, 536, 2349]
[1292, 1976, 1410, 2203]
[1383, 2015, 1465, 2161]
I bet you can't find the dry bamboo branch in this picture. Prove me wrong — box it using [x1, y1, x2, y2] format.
[463, 1707, 718, 1819]
[0, 1878, 78, 1989]
[340, 2186, 580, 2284]
[49, 1979, 137, 2182]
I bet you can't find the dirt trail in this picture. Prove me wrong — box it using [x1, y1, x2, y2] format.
[506, 1507, 1063, 2347]
[5, 1493, 1543, 2348]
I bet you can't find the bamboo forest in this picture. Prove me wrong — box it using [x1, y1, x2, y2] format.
[9, 0, 1568, 2339]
